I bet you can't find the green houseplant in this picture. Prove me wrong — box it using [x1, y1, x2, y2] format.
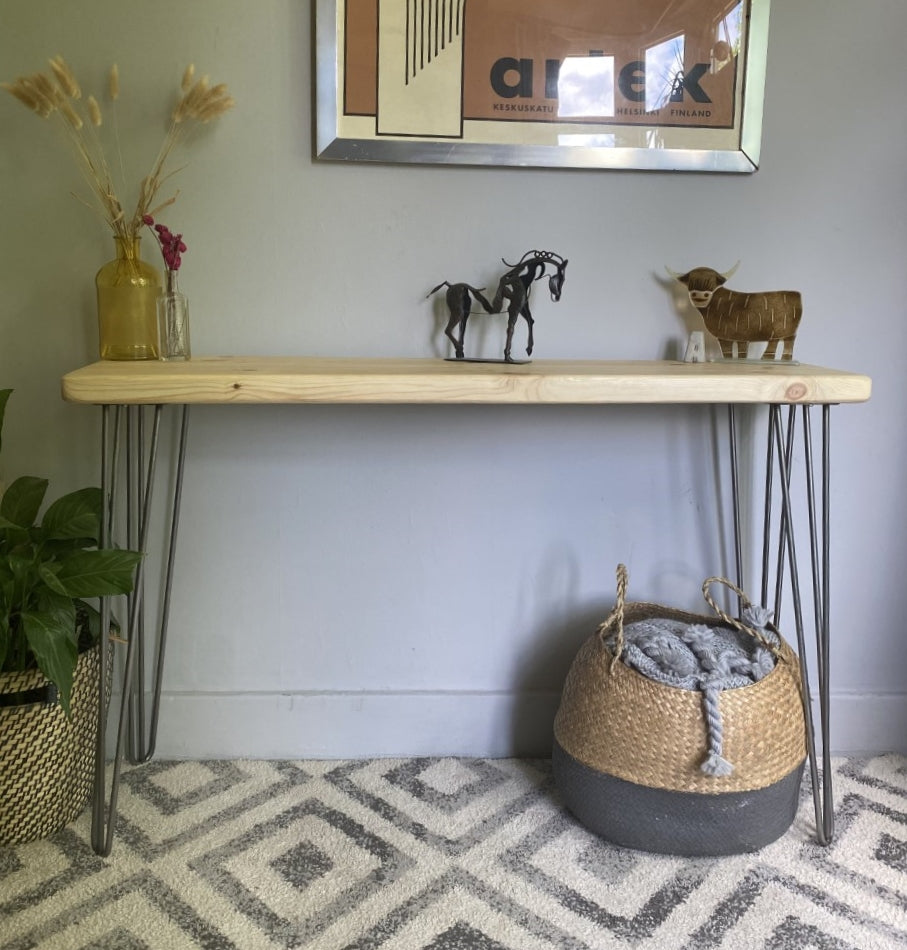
[0, 388, 141, 713]
[0, 388, 141, 844]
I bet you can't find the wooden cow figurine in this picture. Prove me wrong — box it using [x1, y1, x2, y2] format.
[667, 263, 802, 360]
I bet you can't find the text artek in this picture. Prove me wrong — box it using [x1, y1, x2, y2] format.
[490, 55, 713, 104]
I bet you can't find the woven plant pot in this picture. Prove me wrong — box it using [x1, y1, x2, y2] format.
[0, 643, 104, 846]
[553, 565, 807, 856]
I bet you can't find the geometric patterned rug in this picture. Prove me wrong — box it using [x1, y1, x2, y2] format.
[2, 755, 905, 949]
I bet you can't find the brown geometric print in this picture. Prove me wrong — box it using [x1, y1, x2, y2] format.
[345, 0, 741, 129]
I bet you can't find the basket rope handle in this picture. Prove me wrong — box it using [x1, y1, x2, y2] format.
[596, 563, 629, 673]
[596, 565, 783, 672]
[701, 576, 784, 658]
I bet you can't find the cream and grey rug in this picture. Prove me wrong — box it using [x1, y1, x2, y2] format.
[2, 755, 906, 949]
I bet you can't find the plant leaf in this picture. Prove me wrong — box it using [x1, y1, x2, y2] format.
[1, 476, 48, 528]
[0, 388, 11, 455]
[55, 549, 142, 597]
[22, 598, 77, 715]
[40, 487, 102, 542]
[0, 570, 12, 608]
[8, 552, 38, 589]
[0, 614, 9, 673]
[75, 598, 100, 644]
[38, 562, 69, 596]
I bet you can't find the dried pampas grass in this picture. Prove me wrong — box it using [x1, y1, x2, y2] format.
[2, 55, 234, 243]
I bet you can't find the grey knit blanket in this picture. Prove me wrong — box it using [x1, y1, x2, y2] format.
[606, 606, 780, 776]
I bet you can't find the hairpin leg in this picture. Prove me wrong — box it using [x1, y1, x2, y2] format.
[91, 403, 190, 856]
[131, 405, 190, 763]
[91, 404, 115, 855]
[769, 403, 833, 845]
[727, 405, 744, 609]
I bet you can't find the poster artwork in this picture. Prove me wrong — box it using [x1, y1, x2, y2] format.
[342, 0, 746, 141]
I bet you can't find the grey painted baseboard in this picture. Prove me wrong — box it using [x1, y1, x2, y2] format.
[111, 689, 907, 759]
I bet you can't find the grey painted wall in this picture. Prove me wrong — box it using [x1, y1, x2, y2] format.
[1, 1, 904, 756]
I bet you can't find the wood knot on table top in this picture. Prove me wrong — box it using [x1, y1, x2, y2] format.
[785, 382, 808, 401]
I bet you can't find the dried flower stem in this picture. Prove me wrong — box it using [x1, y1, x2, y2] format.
[2, 55, 233, 243]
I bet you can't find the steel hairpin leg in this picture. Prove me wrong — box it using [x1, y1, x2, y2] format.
[128, 405, 190, 765]
[727, 406, 744, 606]
[91, 403, 190, 856]
[770, 407, 797, 616]
[769, 404, 824, 844]
[802, 404, 834, 842]
[767, 403, 834, 845]
[92, 405, 117, 855]
[726, 402, 834, 845]
[126, 406, 146, 764]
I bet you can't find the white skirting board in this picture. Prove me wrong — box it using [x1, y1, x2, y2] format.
[110, 689, 907, 759]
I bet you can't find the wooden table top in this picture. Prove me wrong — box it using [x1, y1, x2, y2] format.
[61, 357, 872, 406]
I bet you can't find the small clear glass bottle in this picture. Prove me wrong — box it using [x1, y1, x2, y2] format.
[157, 268, 191, 360]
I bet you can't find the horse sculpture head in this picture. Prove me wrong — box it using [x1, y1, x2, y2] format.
[502, 250, 568, 301]
[548, 257, 568, 301]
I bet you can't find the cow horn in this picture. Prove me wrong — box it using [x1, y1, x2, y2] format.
[720, 260, 741, 281]
[665, 266, 684, 280]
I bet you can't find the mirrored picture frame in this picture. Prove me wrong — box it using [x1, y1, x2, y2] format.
[316, 0, 771, 172]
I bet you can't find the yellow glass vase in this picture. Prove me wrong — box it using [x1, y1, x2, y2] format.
[96, 236, 161, 360]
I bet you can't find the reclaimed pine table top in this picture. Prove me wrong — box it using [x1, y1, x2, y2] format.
[62, 357, 872, 406]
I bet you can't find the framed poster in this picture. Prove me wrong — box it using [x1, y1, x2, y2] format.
[316, 0, 771, 172]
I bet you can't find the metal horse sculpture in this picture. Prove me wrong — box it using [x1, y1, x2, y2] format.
[428, 250, 568, 362]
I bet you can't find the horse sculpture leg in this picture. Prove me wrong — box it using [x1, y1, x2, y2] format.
[443, 285, 473, 359]
[503, 313, 517, 362]
[444, 312, 465, 358]
[522, 302, 535, 356]
[502, 290, 527, 362]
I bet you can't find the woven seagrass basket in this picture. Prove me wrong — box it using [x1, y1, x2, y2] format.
[0, 643, 103, 846]
[553, 565, 807, 856]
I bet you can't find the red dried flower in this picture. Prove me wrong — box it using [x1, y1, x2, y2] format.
[143, 214, 187, 271]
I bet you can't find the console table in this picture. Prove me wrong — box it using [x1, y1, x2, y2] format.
[61, 357, 872, 855]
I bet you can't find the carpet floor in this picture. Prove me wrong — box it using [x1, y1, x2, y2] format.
[1, 755, 905, 949]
